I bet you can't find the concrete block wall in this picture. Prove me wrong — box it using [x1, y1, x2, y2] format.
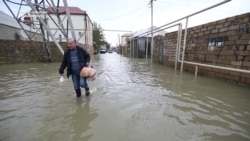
[153, 12, 250, 85]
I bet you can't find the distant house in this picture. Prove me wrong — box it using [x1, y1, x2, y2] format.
[0, 10, 42, 41]
[24, 6, 93, 52]
[120, 33, 132, 56]
[121, 33, 132, 46]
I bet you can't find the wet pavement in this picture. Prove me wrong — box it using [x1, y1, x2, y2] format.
[0, 52, 250, 141]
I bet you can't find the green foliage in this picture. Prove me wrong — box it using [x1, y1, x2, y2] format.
[93, 22, 105, 45]
[93, 22, 110, 51]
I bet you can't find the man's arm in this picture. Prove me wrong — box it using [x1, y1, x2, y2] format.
[59, 50, 68, 74]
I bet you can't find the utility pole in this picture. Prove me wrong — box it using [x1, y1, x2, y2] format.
[149, 0, 156, 62]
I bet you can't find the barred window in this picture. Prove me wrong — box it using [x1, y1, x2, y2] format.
[207, 36, 227, 50]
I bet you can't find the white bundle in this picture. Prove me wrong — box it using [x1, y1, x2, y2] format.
[59, 76, 65, 82]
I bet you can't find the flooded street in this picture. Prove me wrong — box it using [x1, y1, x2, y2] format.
[0, 53, 250, 141]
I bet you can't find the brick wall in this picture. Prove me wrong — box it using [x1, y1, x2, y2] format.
[153, 12, 250, 85]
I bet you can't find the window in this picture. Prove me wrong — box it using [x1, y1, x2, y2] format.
[207, 36, 227, 51]
[216, 37, 224, 47]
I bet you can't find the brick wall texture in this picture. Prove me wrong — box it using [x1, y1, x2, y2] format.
[153, 12, 250, 86]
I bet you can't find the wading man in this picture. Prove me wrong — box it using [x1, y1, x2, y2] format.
[59, 38, 90, 97]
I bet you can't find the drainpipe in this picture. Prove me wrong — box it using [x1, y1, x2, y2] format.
[175, 23, 182, 70]
[180, 18, 188, 73]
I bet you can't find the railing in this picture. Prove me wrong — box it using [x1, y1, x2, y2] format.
[131, 0, 250, 75]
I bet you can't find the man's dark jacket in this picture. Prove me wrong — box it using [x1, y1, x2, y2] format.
[59, 46, 90, 78]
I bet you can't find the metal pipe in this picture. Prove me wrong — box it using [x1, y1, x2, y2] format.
[180, 18, 188, 72]
[132, 23, 181, 66]
[176, 40, 250, 74]
[132, 0, 231, 39]
[49, 0, 67, 37]
[195, 66, 198, 76]
[152, 0, 231, 33]
[26, 0, 64, 54]
[148, 0, 249, 75]
[175, 23, 182, 70]
[132, 23, 180, 40]
[63, 0, 77, 41]
[175, 24, 250, 74]
[53, 15, 67, 37]
[182, 60, 250, 74]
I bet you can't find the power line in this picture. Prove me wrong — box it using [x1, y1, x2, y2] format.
[97, 4, 148, 21]
[156, 0, 200, 8]
[157, 0, 238, 14]
[124, 6, 151, 30]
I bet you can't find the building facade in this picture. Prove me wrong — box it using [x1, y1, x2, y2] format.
[0, 10, 42, 41]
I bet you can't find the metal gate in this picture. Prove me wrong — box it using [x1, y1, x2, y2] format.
[158, 42, 163, 64]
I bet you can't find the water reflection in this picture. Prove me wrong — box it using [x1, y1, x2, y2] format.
[70, 97, 98, 141]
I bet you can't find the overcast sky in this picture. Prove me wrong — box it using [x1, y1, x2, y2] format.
[0, 0, 249, 46]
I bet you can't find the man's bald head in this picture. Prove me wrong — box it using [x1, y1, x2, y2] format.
[67, 38, 76, 49]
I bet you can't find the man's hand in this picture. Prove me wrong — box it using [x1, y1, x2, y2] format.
[59, 75, 65, 82]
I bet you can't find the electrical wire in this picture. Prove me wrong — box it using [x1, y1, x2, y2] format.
[97, 4, 149, 21]
[157, 0, 238, 14]
[125, 6, 151, 31]
[156, 0, 201, 8]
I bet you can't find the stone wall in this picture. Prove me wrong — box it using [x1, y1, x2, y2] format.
[0, 40, 66, 64]
[153, 12, 250, 85]
[0, 40, 95, 65]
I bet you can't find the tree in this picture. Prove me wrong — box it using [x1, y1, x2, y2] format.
[92, 22, 111, 52]
[93, 22, 105, 47]
[93, 22, 102, 45]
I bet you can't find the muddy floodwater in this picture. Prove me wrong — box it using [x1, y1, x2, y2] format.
[0, 53, 250, 141]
